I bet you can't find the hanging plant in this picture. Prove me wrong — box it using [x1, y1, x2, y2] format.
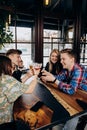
[0, 0, 14, 49]
[0, 12, 13, 49]
[0, 26, 13, 48]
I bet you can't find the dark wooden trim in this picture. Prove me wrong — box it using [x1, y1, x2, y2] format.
[35, 0, 43, 63]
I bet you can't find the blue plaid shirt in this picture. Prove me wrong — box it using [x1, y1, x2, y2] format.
[55, 64, 87, 95]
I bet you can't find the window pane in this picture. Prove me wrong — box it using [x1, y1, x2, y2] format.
[0, 43, 15, 53]
[17, 43, 32, 68]
[9, 26, 15, 42]
[17, 27, 31, 42]
[43, 57, 49, 68]
[43, 29, 61, 67]
[9, 26, 31, 42]
[43, 44, 51, 56]
[17, 44, 31, 55]
[53, 44, 58, 49]
[0, 26, 32, 68]
[21, 55, 31, 69]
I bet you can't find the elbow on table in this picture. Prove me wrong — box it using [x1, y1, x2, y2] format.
[63, 88, 75, 95]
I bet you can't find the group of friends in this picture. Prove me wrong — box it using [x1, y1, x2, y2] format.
[0, 48, 87, 128]
[43, 48, 87, 95]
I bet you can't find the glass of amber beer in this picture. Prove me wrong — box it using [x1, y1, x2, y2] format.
[33, 63, 42, 75]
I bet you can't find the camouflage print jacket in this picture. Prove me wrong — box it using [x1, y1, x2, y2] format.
[0, 74, 29, 124]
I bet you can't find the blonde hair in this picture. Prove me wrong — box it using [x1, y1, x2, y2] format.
[49, 49, 60, 73]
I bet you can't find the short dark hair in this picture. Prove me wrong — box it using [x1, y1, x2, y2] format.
[6, 49, 22, 56]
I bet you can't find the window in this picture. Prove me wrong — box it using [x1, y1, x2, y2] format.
[0, 26, 32, 68]
[43, 29, 61, 67]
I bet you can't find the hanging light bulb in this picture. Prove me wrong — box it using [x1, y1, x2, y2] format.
[45, 0, 49, 5]
[44, 0, 51, 6]
[6, 22, 8, 32]
[9, 14, 11, 24]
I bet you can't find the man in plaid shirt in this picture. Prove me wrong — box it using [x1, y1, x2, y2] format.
[41, 48, 87, 95]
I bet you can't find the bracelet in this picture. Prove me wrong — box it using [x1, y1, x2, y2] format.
[52, 78, 57, 83]
[46, 78, 57, 83]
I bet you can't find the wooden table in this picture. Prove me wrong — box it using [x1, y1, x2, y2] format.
[13, 79, 87, 129]
[43, 81, 87, 116]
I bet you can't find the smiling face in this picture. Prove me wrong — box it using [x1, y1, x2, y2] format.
[8, 53, 22, 66]
[50, 52, 58, 64]
[60, 53, 75, 71]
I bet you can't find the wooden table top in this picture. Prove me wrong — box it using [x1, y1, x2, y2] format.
[13, 78, 87, 129]
[43, 81, 87, 116]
